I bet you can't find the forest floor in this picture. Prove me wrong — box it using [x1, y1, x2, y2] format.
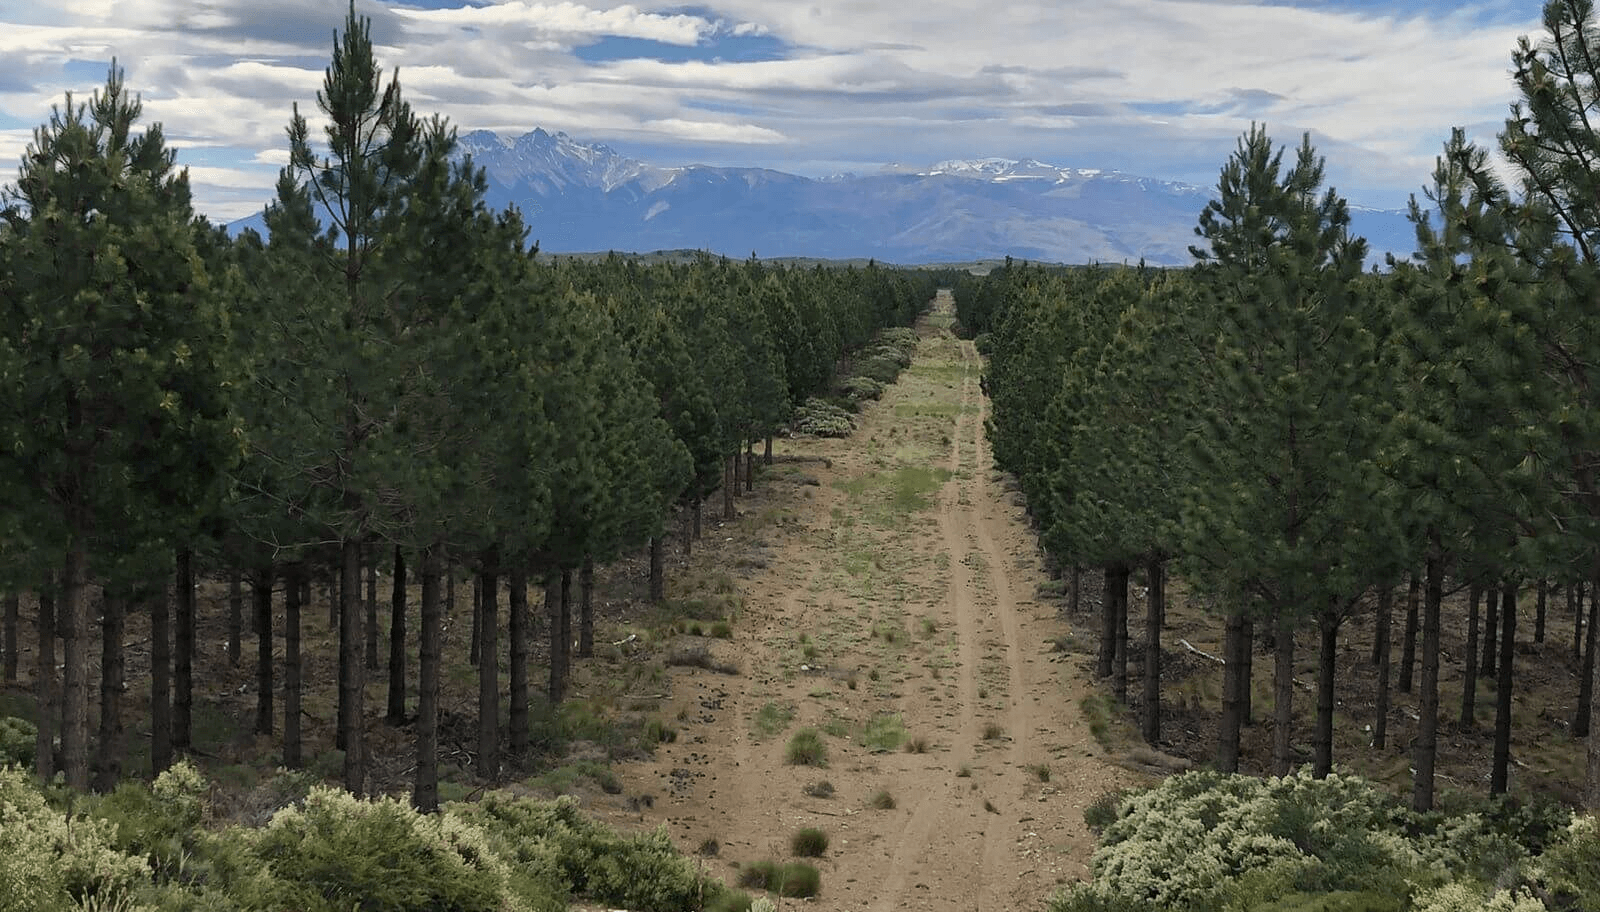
[586, 292, 1141, 911]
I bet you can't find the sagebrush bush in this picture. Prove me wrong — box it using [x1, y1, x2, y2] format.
[0, 715, 36, 768]
[1539, 814, 1600, 911]
[739, 860, 820, 898]
[0, 766, 150, 912]
[791, 398, 855, 437]
[840, 375, 885, 403]
[785, 729, 827, 767]
[1411, 882, 1546, 912]
[790, 827, 828, 857]
[93, 760, 211, 877]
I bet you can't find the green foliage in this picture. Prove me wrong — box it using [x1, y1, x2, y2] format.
[738, 860, 821, 898]
[840, 375, 886, 403]
[785, 729, 828, 766]
[792, 398, 856, 437]
[1411, 883, 1546, 912]
[858, 713, 907, 752]
[1539, 815, 1600, 911]
[91, 761, 210, 877]
[0, 766, 150, 912]
[0, 715, 36, 768]
[789, 827, 829, 857]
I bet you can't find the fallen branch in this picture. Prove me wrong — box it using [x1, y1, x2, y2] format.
[1179, 639, 1225, 665]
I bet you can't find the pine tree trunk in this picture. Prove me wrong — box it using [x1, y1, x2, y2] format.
[93, 591, 125, 793]
[326, 569, 337, 631]
[2, 593, 17, 683]
[253, 568, 274, 735]
[365, 546, 379, 672]
[284, 564, 302, 769]
[692, 493, 702, 545]
[149, 585, 169, 776]
[1142, 559, 1162, 745]
[723, 455, 736, 519]
[469, 572, 482, 668]
[386, 546, 407, 726]
[1374, 584, 1393, 750]
[1068, 565, 1081, 615]
[1589, 574, 1600, 808]
[1313, 612, 1338, 779]
[1112, 566, 1129, 704]
[477, 565, 499, 781]
[508, 566, 528, 755]
[1241, 618, 1254, 725]
[1462, 584, 1481, 730]
[1399, 572, 1421, 694]
[649, 536, 665, 605]
[1097, 566, 1116, 679]
[1491, 582, 1516, 795]
[36, 589, 57, 781]
[1535, 579, 1547, 645]
[548, 575, 568, 704]
[228, 566, 243, 665]
[173, 548, 194, 751]
[1577, 587, 1599, 737]
[745, 438, 755, 492]
[1218, 611, 1245, 772]
[1413, 549, 1444, 812]
[59, 539, 90, 791]
[446, 562, 455, 618]
[579, 557, 595, 659]
[764, 434, 773, 465]
[339, 537, 365, 796]
[1576, 582, 1587, 665]
[1481, 581, 1499, 677]
[414, 548, 442, 813]
[1271, 617, 1295, 777]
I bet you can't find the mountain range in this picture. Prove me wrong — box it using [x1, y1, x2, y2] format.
[229, 127, 1417, 266]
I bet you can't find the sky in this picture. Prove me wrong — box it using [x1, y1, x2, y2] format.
[0, 0, 1545, 223]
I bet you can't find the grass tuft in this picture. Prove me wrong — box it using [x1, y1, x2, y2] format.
[870, 789, 896, 810]
[786, 729, 828, 767]
[790, 827, 829, 857]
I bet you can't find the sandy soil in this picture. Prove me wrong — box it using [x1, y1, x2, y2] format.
[594, 293, 1134, 911]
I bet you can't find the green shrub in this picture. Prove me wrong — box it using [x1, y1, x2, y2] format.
[1411, 883, 1546, 912]
[93, 761, 210, 877]
[1540, 814, 1600, 911]
[859, 713, 907, 753]
[738, 860, 821, 898]
[785, 729, 827, 767]
[450, 792, 718, 912]
[250, 786, 514, 912]
[0, 766, 149, 912]
[0, 716, 36, 769]
[792, 399, 855, 438]
[840, 376, 885, 403]
[790, 827, 828, 857]
[1083, 789, 1129, 834]
[870, 789, 896, 810]
[853, 355, 903, 384]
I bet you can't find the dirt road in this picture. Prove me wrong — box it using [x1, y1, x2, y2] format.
[606, 292, 1131, 911]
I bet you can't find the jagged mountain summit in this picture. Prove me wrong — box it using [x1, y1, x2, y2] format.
[230, 129, 1414, 265]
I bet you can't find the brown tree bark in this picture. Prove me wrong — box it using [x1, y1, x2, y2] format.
[1271, 617, 1296, 777]
[365, 545, 379, 672]
[1575, 582, 1587, 665]
[477, 564, 499, 780]
[1373, 584, 1393, 750]
[413, 548, 442, 813]
[228, 566, 243, 665]
[1481, 579, 1499, 677]
[173, 548, 194, 751]
[1413, 549, 1444, 812]
[1068, 565, 1081, 615]
[764, 434, 773, 465]
[149, 585, 169, 776]
[59, 541, 91, 790]
[1462, 583, 1481, 730]
[548, 574, 569, 704]
[1142, 559, 1163, 745]
[578, 557, 595, 659]
[1112, 566, 1129, 704]
[386, 545, 407, 726]
[508, 566, 529, 755]
[1097, 566, 1117, 679]
[253, 568, 274, 735]
[469, 571, 482, 668]
[1491, 582, 1516, 795]
[2, 593, 17, 683]
[649, 536, 665, 605]
[93, 591, 125, 793]
[1577, 583, 1599, 737]
[723, 455, 736, 519]
[1241, 618, 1254, 725]
[1399, 572, 1421, 694]
[692, 493, 702, 546]
[284, 564, 302, 769]
[745, 438, 755, 492]
[1313, 610, 1339, 778]
[1218, 611, 1245, 772]
[1535, 579, 1547, 645]
[339, 537, 365, 795]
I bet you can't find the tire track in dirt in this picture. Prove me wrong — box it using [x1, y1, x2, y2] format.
[606, 291, 1132, 912]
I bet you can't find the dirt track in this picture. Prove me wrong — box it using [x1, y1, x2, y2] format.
[605, 292, 1132, 911]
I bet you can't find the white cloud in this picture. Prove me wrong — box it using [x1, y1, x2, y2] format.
[0, 0, 1547, 220]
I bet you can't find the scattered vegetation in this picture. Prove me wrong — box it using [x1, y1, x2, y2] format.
[785, 729, 828, 767]
[803, 780, 835, 799]
[738, 860, 822, 899]
[789, 827, 829, 857]
[870, 789, 896, 810]
[752, 701, 796, 740]
[859, 713, 908, 753]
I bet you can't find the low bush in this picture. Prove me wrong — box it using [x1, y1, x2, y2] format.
[0, 716, 35, 768]
[785, 729, 827, 767]
[0, 766, 149, 912]
[840, 375, 885, 403]
[739, 860, 821, 898]
[792, 398, 855, 438]
[790, 827, 829, 857]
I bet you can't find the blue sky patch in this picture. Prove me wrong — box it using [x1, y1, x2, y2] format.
[576, 31, 791, 65]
